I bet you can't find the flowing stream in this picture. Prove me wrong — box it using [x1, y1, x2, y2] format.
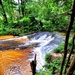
[0, 31, 65, 73]
[26, 31, 65, 71]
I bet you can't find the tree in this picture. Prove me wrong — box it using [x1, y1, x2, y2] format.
[0, 0, 8, 23]
[60, 0, 75, 75]
[21, 0, 25, 16]
[67, 56, 75, 75]
[64, 35, 75, 74]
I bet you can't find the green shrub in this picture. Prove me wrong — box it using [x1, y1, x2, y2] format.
[45, 53, 52, 63]
[19, 16, 30, 23]
[9, 29, 21, 36]
[53, 38, 74, 53]
[36, 69, 52, 75]
[37, 57, 62, 75]
[46, 57, 62, 74]
[48, 57, 61, 69]
[53, 42, 64, 53]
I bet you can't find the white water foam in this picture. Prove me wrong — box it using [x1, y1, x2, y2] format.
[30, 34, 55, 71]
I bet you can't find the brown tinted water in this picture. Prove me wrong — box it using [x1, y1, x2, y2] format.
[0, 49, 33, 75]
[0, 35, 14, 40]
[0, 35, 32, 75]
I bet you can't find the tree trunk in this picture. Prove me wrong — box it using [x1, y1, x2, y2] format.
[60, 0, 75, 75]
[67, 56, 75, 75]
[21, 0, 25, 17]
[64, 35, 75, 74]
[0, 0, 8, 23]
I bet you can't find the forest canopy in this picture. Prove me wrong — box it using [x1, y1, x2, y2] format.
[0, 0, 74, 35]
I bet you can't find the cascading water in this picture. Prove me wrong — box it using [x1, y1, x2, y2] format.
[0, 31, 65, 73]
[26, 31, 64, 71]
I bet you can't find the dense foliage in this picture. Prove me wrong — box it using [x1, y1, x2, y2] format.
[53, 38, 75, 53]
[36, 57, 62, 75]
[0, 0, 74, 35]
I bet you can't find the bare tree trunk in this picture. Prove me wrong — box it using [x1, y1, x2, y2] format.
[21, 0, 25, 17]
[67, 56, 75, 75]
[0, 0, 8, 23]
[64, 35, 75, 74]
[60, 0, 75, 75]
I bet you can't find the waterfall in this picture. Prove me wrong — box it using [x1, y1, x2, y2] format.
[26, 31, 64, 71]
[0, 31, 64, 72]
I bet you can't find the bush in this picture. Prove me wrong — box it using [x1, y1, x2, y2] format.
[9, 29, 21, 36]
[53, 38, 74, 53]
[45, 53, 52, 63]
[53, 42, 64, 53]
[36, 69, 52, 75]
[36, 57, 62, 75]
[46, 57, 62, 73]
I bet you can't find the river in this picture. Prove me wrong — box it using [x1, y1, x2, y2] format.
[0, 31, 65, 75]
